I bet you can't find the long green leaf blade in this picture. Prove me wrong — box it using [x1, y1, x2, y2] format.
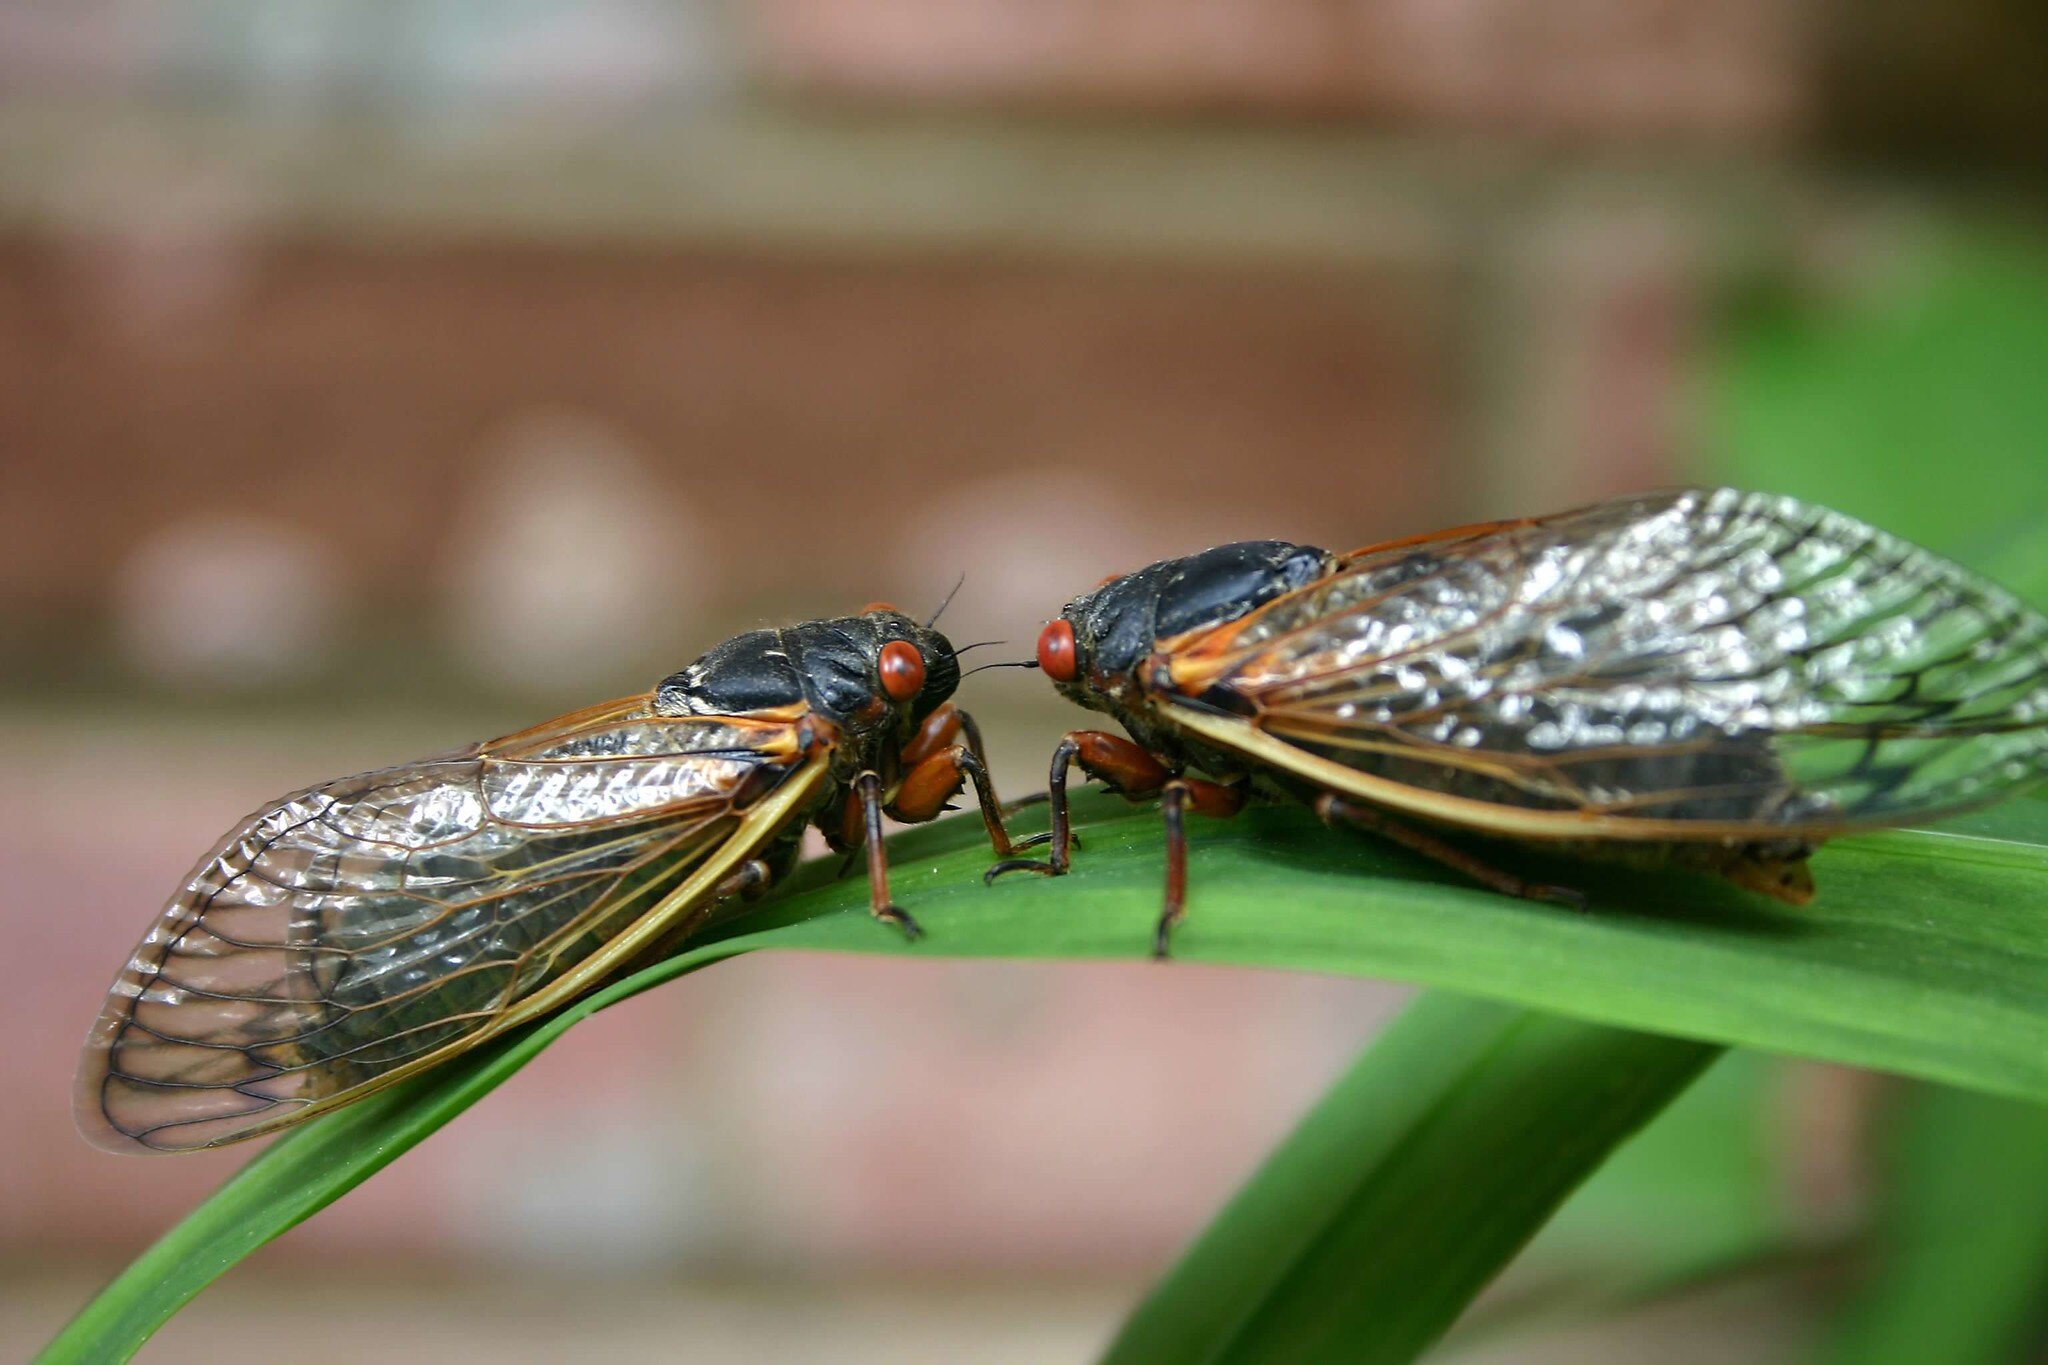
[36, 939, 756, 1365]
[767, 789, 2048, 1104]
[41, 784, 2048, 1359]
[1820, 1086, 2048, 1365]
[1101, 993, 1719, 1364]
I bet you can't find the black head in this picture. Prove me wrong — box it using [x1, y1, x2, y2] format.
[653, 608, 960, 732]
[1035, 540, 1332, 710]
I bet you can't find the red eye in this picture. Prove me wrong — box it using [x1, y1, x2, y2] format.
[878, 640, 926, 702]
[1037, 620, 1078, 683]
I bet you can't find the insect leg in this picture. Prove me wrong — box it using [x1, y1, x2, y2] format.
[1068, 730, 1174, 797]
[882, 701, 1025, 854]
[1141, 777, 1247, 958]
[899, 701, 964, 768]
[1314, 794, 1587, 908]
[995, 786, 1078, 838]
[985, 731, 1187, 881]
[715, 858, 777, 902]
[986, 734, 1081, 879]
[1154, 780, 1190, 959]
[889, 750, 965, 821]
[627, 858, 780, 968]
[858, 770, 923, 940]
[828, 789, 866, 878]
[888, 741, 1022, 857]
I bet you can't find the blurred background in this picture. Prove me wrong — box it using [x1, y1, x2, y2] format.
[4, 2, 2047, 1360]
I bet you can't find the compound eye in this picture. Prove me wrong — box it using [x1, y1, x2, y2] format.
[860, 600, 900, 615]
[1036, 619, 1079, 683]
[878, 640, 926, 703]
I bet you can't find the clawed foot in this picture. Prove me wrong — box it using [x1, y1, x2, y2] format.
[984, 828, 1078, 883]
[1006, 828, 1079, 854]
[1526, 882, 1589, 911]
[984, 857, 1062, 884]
[873, 904, 924, 940]
[1150, 918, 1177, 961]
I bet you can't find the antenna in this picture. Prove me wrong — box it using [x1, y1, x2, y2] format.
[925, 572, 967, 627]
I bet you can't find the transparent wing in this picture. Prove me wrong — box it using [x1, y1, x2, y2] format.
[1164, 488, 2048, 836]
[77, 698, 821, 1153]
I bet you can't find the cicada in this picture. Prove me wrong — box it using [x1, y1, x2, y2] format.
[990, 487, 2048, 955]
[79, 607, 1020, 1153]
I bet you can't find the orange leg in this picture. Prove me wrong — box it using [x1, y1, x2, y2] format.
[987, 731, 1164, 877]
[855, 770, 921, 939]
[900, 701, 964, 768]
[986, 730, 1245, 957]
[889, 750, 965, 821]
[825, 707, 1022, 929]
[1313, 794, 1585, 908]
[886, 704, 1019, 856]
[1150, 776, 1246, 957]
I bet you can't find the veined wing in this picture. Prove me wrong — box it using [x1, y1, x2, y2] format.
[77, 699, 826, 1153]
[1162, 488, 2048, 840]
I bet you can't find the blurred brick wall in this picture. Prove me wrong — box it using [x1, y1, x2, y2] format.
[751, 0, 1811, 138]
[0, 0, 1799, 1287]
[0, 1, 1812, 138]
[0, 240, 1450, 659]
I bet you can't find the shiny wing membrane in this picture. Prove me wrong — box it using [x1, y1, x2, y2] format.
[1162, 488, 2048, 840]
[77, 698, 825, 1153]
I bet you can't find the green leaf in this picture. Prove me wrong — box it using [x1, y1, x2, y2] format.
[1710, 231, 2048, 558]
[1499, 1051, 1791, 1290]
[37, 938, 760, 1365]
[1440, 1052, 1851, 1350]
[42, 785, 2048, 1360]
[1099, 993, 1719, 1365]
[1820, 1085, 2048, 1365]
[780, 788, 2048, 1104]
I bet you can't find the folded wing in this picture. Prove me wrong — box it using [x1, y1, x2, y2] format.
[1166, 488, 2048, 836]
[78, 700, 817, 1152]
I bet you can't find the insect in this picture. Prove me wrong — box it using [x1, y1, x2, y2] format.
[78, 606, 1020, 1153]
[989, 487, 2048, 956]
